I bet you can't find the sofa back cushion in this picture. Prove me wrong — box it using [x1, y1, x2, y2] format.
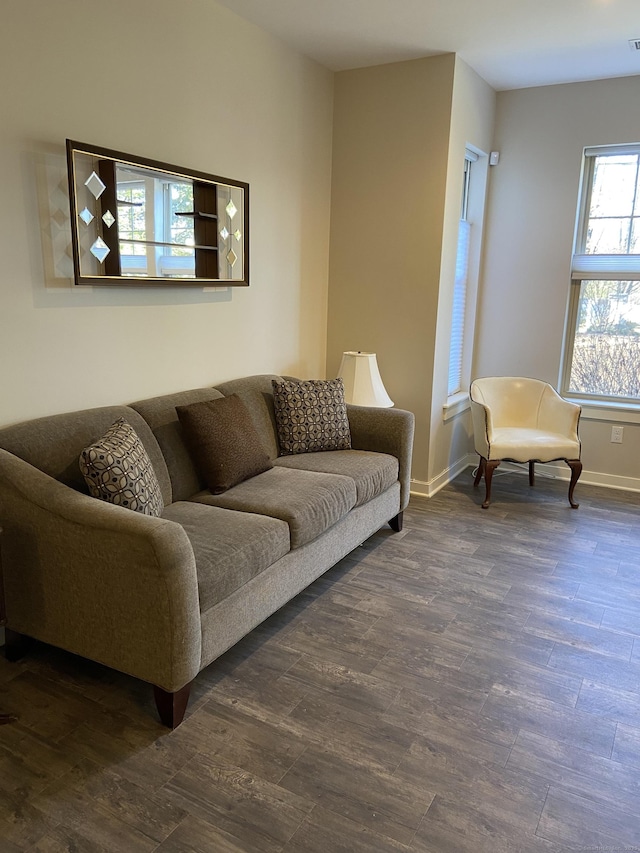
[130, 387, 225, 502]
[213, 374, 282, 461]
[0, 405, 172, 505]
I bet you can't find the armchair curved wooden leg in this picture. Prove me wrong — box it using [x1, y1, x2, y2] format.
[474, 456, 486, 487]
[482, 460, 501, 509]
[529, 460, 535, 487]
[154, 681, 192, 729]
[566, 459, 582, 509]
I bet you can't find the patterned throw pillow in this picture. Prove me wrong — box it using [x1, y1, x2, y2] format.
[272, 378, 351, 455]
[79, 418, 164, 516]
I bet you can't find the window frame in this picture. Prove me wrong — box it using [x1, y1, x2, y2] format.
[561, 143, 640, 409]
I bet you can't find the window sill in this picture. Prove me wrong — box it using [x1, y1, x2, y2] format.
[564, 396, 640, 424]
[443, 392, 470, 422]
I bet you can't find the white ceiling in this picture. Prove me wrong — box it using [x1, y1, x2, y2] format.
[215, 0, 640, 90]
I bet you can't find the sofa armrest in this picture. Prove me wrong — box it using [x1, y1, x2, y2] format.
[346, 405, 415, 509]
[0, 449, 201, 692]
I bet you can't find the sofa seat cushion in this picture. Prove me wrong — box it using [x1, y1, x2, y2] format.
[162, 502, 290, 613]
[274, 449, 398, 507]
[188, 466, 357, 549]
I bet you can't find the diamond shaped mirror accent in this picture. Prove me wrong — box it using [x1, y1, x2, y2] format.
[85, 171, 106, 199]
[79, 207, 94, 225]
[90, 237, 110, 263]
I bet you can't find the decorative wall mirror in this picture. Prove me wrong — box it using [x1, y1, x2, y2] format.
[66, 140, 249, 286]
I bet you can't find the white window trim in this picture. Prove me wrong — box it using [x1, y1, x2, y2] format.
[563, 396, 640, 424]
[442, 391, 470, 422]
[561, 143, 640, 406]
[446, 145, 487, 412]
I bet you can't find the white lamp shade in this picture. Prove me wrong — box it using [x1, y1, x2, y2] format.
[337, 351, 393, 407]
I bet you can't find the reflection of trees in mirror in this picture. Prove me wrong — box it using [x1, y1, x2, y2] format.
[571, 279, 640, 396]
[168, 182, 194, 255]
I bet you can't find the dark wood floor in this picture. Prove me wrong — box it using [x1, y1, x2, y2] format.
[1, 469, 640, 852]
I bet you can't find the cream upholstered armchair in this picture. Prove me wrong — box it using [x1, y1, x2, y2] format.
[470, 377, 582, 509]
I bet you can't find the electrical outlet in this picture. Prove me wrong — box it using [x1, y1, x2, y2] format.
[611, 426, 624, 444]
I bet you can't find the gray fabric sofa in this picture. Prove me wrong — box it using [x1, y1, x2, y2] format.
[0, 375, 414, 727]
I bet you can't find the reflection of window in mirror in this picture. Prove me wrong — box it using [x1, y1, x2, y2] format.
[116, 179, 147, 275]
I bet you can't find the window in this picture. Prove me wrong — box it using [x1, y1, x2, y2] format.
[448, 151, 476, 397]
[563, 145, 640, 402]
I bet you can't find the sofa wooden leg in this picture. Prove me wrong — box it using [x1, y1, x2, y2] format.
[4, 629, 33, 662]
[528, 460, 535, 487]
[482, 460, 501, 509]
[566, 459, 582, 509]
[154, 682, 192, 729]
[389, 512, 403, 532]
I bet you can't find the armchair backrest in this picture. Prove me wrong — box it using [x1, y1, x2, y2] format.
[470, 376, 550, 429]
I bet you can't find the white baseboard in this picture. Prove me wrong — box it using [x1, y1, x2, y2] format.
[410, 454, 476, 498]
[535, 462, 640, 493]
[411, 455, 640, 497]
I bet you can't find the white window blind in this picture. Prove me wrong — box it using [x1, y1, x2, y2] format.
[448, 218, 471, 396]
[571, 145, 640, 280]
[447, 149, 477, 397]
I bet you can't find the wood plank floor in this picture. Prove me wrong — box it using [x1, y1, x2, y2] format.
[1, 469, 639, 851]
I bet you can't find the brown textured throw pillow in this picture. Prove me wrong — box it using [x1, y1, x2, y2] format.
[176, 395, 272, 494]
[272, 378, 351, 455]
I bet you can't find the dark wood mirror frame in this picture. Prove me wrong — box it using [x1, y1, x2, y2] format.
[66, 140, 249, 287]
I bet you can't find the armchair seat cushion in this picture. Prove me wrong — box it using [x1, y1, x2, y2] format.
[489, 428, 580, 463]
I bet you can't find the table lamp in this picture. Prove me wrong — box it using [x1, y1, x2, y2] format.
[337, 351, 393, 407]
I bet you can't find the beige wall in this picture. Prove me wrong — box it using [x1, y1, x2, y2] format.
[327, 55, 457, 486]
[428, 58, 496, 490]
[476, 75, 640, 489]
[0, 0, 333, 426]
[327, 54, 496, 493]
